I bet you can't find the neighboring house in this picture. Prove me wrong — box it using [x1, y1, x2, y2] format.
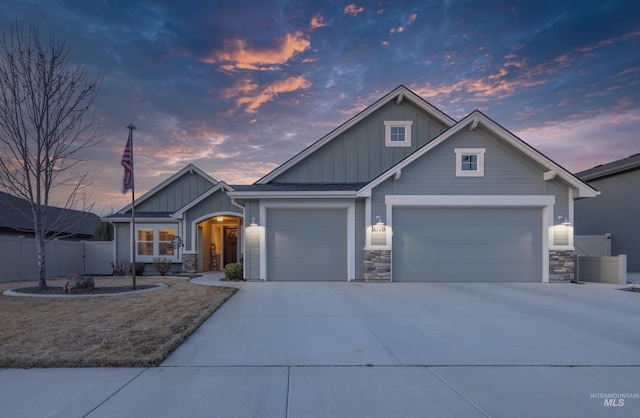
[107, 85, 598, 282]
[0, 191, 100, 240]
[574, 153, 640, 272]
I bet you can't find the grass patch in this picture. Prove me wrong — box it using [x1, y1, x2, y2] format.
[0, 277, 237, 368]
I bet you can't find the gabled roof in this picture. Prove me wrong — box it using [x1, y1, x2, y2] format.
[171, 181, 234, 219]
[256, 85, 457, 185]
[575, 153, 640, 181]
[0, 191, 100, 238]
[117, 164, 217, 215]
[358, 110, 599, 199]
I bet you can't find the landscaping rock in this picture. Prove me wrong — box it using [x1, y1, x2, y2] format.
[63, 274, 95, 293]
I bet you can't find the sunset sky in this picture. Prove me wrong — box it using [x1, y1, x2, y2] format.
[0, 0, 638, 215]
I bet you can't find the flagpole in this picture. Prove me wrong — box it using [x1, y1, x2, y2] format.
[127, 124, 137, 290]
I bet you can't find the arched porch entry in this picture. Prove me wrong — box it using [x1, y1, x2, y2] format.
[194, 212, 243, 272]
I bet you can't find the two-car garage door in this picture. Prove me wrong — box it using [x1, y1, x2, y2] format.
[392, 207, 542, 282]
[267, 208, 347, 281]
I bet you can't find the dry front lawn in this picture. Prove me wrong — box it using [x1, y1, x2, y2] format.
[0, 277, 237, 368]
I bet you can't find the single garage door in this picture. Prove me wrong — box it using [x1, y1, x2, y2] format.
[267, 208, 347, 281]
[393, 207, 542, 282]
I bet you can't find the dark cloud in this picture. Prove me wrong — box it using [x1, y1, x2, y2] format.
[0, 0, 638, 214]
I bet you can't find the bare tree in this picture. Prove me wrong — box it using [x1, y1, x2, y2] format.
[0, 23, 101, 289]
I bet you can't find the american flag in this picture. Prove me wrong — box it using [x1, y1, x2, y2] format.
[121, 132, 133, 194]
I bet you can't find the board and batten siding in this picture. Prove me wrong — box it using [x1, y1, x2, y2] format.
[135, 173, 215, 213]
[271, 100, 447, 184]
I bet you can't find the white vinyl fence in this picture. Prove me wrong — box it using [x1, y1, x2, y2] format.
[0, 235, 113, 282]
[575, 234, 627, 284]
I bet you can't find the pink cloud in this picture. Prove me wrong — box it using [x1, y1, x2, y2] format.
[225, 76, 312, 114]
[201, 31, 311, 71]
[310, 13, 329, 30]
[344, 4, 364, 16]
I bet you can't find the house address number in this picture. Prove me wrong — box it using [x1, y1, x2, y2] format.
[372, 225, 386, 232]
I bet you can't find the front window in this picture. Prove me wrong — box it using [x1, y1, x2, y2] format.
[461, 154, 478, 171]
[455, 148, 486, 177]
[137, 229, 154, 256]
[385, 121, 412, 147]
[159, 229, 175, 256]
[135, 225, 178, 261]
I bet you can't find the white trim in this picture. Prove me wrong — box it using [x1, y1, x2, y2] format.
[385, 195, 555, 207]
[384, 194, 554, 283]
[132, 223, 181, 263]
[189, 211, 243, 255]
[384, 121, 413, 147]
[259, 199, 356, 281]
[227, 190, 357, 199]
[455, 148, 486, 177]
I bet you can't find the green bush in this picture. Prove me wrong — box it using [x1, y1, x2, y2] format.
[224, 263, 244, 281]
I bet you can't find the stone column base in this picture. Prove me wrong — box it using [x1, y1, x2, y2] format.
[549, 250, 575, 281]
[182, 252, 198, 274]
[364, 250, 391, 282]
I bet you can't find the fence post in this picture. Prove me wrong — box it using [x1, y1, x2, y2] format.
[618, 254, 627, 284]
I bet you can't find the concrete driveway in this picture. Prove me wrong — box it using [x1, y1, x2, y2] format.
[2, 280, 640, 417]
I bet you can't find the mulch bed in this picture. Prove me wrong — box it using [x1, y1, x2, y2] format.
[12, 285, 159, 295]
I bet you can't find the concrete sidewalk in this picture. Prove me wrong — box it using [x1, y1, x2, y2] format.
[2, 277, 640, 417]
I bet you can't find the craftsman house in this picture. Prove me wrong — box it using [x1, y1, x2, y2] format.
[106, 85, 597, 281]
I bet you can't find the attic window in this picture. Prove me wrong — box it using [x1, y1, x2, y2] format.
[385, 121, 412, 147]
[455, 148, 486, 177]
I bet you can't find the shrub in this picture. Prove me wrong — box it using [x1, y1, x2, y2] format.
[111, 259, 130, 276]
[153, 257, 172, 276]
[224, 263, 244, 281]
[133, 263, 145, 276]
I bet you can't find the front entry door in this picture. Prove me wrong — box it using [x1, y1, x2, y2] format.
[223, 227, 238, 266]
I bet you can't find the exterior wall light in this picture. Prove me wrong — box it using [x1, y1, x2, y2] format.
[250, 217, 258, 226]
[557, 216, 571, 226]
[376, 215, 384, 225]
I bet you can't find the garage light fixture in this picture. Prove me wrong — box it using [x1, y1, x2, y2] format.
[376, 215, 384, 225]
[557, 216, 571, 226]
[250, 217, 258, 226]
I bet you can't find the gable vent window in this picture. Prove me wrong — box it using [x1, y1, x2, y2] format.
[455, 148, 486, 177]
[385, 121, 412, 147]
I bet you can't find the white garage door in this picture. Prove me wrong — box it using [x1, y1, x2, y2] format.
[267, 208, 347, 281]
[392, 207, 542, 282]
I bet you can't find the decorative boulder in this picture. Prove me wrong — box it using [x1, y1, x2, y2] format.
[63, 274, 95, 293]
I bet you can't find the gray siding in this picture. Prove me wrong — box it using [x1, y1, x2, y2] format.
[390, 128, 548, 196]
[115, 223, 130, 261]
[135, 173, 215, 213]
[244, 200, 261, 280]
[271, 100, 448, 184]
[575, 169, 640, 272]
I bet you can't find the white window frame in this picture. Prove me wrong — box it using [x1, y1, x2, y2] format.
[134, 224, 179, 262]
[455, 148, 486, 177]
[384, 121, 413, 147]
